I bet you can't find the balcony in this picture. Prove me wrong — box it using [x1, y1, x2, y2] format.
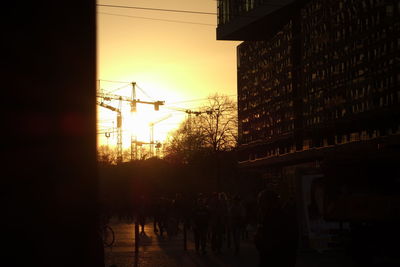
[217, 0, 306, 40]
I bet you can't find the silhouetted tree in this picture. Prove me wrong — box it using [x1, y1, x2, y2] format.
[97, 145, 118, 165]
[164, 93, 237, 164]
[196, 93, 238, 153]
[163, 119, 207, 164]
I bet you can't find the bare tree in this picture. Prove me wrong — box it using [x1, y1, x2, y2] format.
[195, 93, 238, 152]
[164, 93, 237, 163]
[163, 119, 206, 163]
[97, 145, 118, 165]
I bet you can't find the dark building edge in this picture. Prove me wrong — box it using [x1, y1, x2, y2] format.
[2, 2, 102, 266]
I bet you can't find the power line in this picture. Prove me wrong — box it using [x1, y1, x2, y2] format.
[109, 83, 131, 93]
[165, 94, 237, 105]
[135, 84, 155, 101]
[166, 97, 210, 105]
[98, 79, 130, 84]
[99, 12, 215, 27]
[97, 4, 217, 15]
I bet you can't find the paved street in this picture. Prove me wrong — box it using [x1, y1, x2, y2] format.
[104, 217, 354, 267]
[104, 217, 259, 267]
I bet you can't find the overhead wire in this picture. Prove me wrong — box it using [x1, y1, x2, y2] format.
[135, 84, 155, 101]
[165, 94, 237, 105]
[98, 79, 130, 84]
[97, 2, 290, 29]
[166, 97, 210, 105]
[108, 83, 132, 93]
[97, 4, 217, 15]
[97, 79, 132, 94]
[99, 12, 216, 27]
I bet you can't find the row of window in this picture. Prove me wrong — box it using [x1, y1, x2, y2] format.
[238, 0, 399, 147]
[218, 0, 269, 25]
[241, 125, 400, 161]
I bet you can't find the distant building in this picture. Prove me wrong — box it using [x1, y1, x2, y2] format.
[217, 0, 400, 254]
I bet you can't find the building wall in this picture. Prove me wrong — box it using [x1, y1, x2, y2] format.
[237, 0, 400, 163]
[238, 22, 295, 161]
[3, 2, 101, 266]
[301, 0, 400, 147]
[218, 0, 258, 25]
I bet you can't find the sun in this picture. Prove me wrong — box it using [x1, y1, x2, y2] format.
[123, 106, 154, 144]
[122, 104, 178, 149]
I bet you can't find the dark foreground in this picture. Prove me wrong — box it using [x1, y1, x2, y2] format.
[104, 217, 354, 267]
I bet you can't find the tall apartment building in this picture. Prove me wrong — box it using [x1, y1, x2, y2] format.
[217, 0, 400, 253]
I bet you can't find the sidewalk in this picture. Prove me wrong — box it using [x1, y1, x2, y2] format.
[104, 218, 354, 267]
[105, 218, 258, 267]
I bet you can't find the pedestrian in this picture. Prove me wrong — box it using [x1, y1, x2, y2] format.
[281, 196, 299, 266]
[254, 189, 287, 267]
[137, 195, 147, 234]
[192, 195, 210, 255]
[219, 192, 230, 249]
[153, 196, 162, 234]
[166, 198, 179, 239]
[229, 194, 246, 255]
[157, 197, 168, 238]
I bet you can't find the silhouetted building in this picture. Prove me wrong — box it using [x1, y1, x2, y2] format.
[3, 2, 101, 266]
[217, 0, 400, 256]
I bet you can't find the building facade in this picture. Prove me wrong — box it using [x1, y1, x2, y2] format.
[218, 0, 400, 254]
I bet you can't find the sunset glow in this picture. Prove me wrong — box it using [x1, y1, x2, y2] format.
[97, 0, 240, 153]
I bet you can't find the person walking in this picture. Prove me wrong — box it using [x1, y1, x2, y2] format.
[254, 189, 287, 267]
[192, 195, 210, 255]
[281, 196, 299, 266]
[208, 192, 226, 255]
[229, 195, 246, 255]
[137, 195, 147, 234]
[152, 196, 162, 234]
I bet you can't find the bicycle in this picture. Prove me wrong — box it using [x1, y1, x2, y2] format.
[102, 224, 115, 248]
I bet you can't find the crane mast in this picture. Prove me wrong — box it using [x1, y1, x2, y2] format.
[149, 114, 172, 157]
[97, 100, 123, 163]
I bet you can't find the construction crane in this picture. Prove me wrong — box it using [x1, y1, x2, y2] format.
[97, 82, 165, 112]
[130, 136, 152, 160]
[97, 101, 123, 163]
[97, 81, 165, 163]
[97, 128, 115, 146]
[165, 106, 213, 131]
[149, 114, 172, 157]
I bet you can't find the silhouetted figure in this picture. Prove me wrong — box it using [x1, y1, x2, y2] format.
[281, 196, 299, 266]
[153, 197, 162, 234]
[229, 195, 246, 255]
[192, 196, 210, 255]
[243, 194, 258, 240]
[208, 192, 227, 254]
[219, 192, 231, 249]
[157, 197, 169, 238]
[166, 198, 179, 238]
[254, 190, 288, 267]
[137, 195, 147, 234]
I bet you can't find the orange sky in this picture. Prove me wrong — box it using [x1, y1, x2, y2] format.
[97, 0, 240, 151]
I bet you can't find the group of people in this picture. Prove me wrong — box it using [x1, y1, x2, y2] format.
[106, 189, 299, 267]
[189, 192, 251, 255]
[122, 192, 255, 256]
